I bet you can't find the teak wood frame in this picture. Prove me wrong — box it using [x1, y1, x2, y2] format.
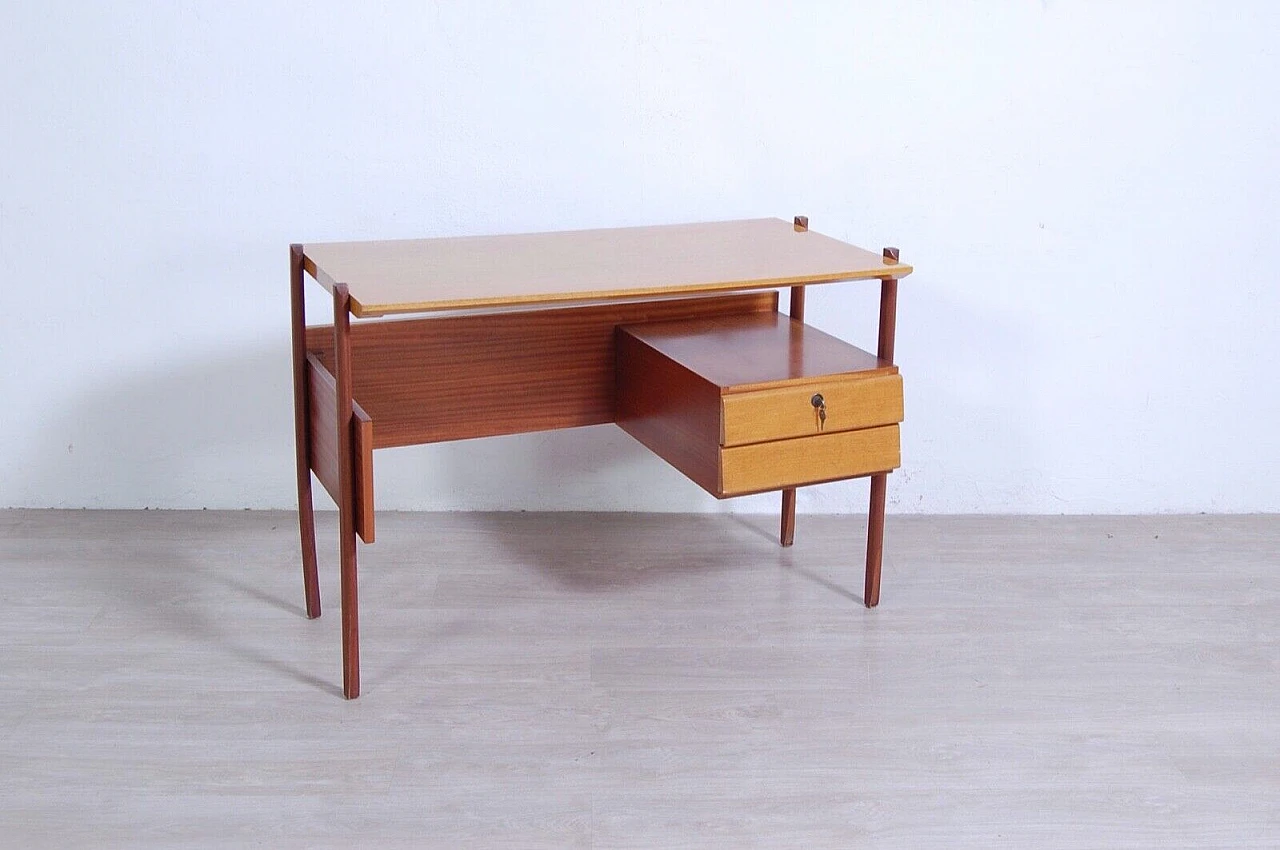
[290, 223, 904, 699]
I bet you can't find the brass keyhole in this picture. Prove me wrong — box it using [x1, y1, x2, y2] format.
[811, 393, 827, 431]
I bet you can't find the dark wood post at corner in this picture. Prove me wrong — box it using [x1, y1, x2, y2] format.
[865, 246, 901, 607]
[333, 283, 361, 698]
[290, 244, 321, 619]
[780, 215, 810, 547]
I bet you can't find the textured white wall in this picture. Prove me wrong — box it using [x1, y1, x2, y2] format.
[2, 1, 1277, 513]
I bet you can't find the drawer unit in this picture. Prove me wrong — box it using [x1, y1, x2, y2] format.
[617, 310, 903, 498]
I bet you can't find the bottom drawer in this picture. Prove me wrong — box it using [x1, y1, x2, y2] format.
[719, 424, 900, 497]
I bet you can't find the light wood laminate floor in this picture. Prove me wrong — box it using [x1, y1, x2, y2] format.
[1, 510, 1276, 848]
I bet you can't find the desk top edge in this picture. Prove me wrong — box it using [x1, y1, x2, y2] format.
[301, 218, 913, 317]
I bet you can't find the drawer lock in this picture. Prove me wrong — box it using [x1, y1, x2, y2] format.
[811, 393, 827, 430]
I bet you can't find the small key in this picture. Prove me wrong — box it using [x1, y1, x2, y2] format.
[811, 394, 827, 431]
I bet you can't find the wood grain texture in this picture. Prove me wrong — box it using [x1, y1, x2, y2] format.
[4, 511, 1277, 848]
[621, 311, 895, 394]
[779, 488, 796, 547]
[781, 282, 807, 547]
[305, 355, 374, 544]
[306, 293, 777, 449]
[617, 316, 902, 499]
[878, 277, 899, 363]
[615, 327, 722, 495]
[302, 218, 913, 317]
[866, 473, 887, 608]
[867, 272, 900, 609]
[332, 285, 360, 699]
[721, 373, 904, 447]
[719, 425, 900, 497]
[290, 244, 321, 618]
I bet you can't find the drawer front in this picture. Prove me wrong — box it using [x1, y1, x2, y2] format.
[720, 373, 903, 447]
[719, 424, 900, 497]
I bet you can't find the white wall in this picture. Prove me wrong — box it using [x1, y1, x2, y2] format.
[2, 1, 1277, 514]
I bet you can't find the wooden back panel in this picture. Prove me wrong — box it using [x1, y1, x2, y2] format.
[306, 293, 778, 448]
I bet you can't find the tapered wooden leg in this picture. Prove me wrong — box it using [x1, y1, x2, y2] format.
[290, 244, 321, 619]
[780, 263, 807, 547]
[865, 472, 886, 607]
[866, 265, 899, 608]
[333, 283, 361, 699]
[780, 488, 796, 547]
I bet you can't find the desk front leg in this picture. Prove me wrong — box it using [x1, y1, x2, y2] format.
[865, 271, 899, 608]
[779, 281, 806, 547]
[333, 283, 361, 699]
[290, 245, 321, 619]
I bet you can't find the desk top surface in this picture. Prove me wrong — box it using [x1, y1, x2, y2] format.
[302, 218, 912, 317]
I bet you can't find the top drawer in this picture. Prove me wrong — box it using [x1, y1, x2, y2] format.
[721, 373, 903, 447]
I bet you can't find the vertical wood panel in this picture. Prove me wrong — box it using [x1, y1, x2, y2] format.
[306, 355, 374, 544]
[615, 329, 723, 496]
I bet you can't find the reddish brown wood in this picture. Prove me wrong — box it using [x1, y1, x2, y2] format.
[290, 223, 908, 699]
[306, 354, 375, 543]
[617, 313, 900, 501]
[615, 328, 723, 495]
[618, 311, 894, 394]
[333, 284, 360, 700]
[865, 256, 900, 608]
[780, 488, 797, 546]
[306, 293, 778, 449]
[290, 244, 321, 618]
[865, 472, 886, 607]
[878, 277, 899, 363]
[782, 280, 807, 546]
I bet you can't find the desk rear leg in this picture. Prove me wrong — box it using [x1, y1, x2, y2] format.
[865, 270, 899, 608]
[779, 277, 806, 547]
[333, 283, 361, 699]
[290, 244, 322, 619]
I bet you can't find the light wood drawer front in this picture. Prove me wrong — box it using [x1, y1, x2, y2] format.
[721, 373, 903, 447]
[719, 425, 900, 497]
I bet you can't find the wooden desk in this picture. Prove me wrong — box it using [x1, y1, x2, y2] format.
[291, 217, 912, 698]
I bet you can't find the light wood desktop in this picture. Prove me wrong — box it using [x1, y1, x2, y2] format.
[291, 217, 912, 698]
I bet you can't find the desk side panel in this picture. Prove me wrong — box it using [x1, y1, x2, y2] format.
[615, 328, 723, 497]
[306, 355, 375, 543]
[305, 293, 777, 448]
